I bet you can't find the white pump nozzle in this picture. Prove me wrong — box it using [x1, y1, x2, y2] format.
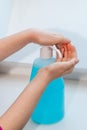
[53, 46, 62, 59]
[40, 46, 62, 59]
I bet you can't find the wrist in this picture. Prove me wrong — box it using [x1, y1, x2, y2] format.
[37, 67, 52, 83]
[39, 66, 59, 82]
[29, 28, 39, 43]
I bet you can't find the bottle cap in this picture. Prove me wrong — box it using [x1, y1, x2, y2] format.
[40, 46, 62, 59]
[40, 46, 53, 59]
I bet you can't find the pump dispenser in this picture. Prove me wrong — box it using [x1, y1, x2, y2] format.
[40, 46, 53, 58]
[30, 46, 64, 124]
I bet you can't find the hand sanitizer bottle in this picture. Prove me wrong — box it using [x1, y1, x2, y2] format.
[30, 46, 64, 124]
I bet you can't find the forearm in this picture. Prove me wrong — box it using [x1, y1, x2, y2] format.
[0, 29, 34, 61]
[0, 69, 50, 130]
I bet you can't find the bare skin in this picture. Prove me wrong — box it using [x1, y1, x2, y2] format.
[0, 29, 79, 130]
[0, 29, 70, 61]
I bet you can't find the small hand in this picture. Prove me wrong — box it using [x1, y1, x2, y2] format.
[31, 29, 79, 81]
[42, 43, 79, 81]
[31, 29, 70, 46]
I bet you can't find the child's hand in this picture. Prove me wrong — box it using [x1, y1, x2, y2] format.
[38, 43, 79, 82]
[30, 29, 70, 46]
[30, 29, 79, 81]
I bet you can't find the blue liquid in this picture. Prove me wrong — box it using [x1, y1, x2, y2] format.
[30, 58, 64, 124]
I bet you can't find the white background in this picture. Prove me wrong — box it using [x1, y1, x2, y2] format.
[0, 0, 13, 37]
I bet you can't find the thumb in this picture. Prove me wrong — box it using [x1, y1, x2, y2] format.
[64, 58, 79, 70]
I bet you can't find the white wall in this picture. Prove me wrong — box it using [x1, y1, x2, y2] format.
[7, 0, 87, 37]
[0, 0, 13, 37]
[5, 0, 87, 69]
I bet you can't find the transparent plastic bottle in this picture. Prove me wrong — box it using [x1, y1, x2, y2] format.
[30, 46, 64, 124]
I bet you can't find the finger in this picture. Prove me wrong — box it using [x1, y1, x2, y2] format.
[64, 58, 79, 71]
[62, 45, 68, 61]
[60, 47, 65, 59]
[56, 42, 69, 50]
[63, 67, 74, 75]
[67, 43, 72, 60]
[56, 44, 68, 62]
[56, 51, 62, 61]
[61, 47, 64, 55]
[67, 43, 77, 58]
[71, 44, 77, 57]
[50, 58, 78, 73]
